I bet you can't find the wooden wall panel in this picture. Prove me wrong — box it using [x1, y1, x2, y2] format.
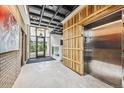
[63, 17, 83, 75]
[63, 5, 124, 75]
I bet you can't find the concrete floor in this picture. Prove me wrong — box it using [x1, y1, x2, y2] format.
[13, 60, 112, 88]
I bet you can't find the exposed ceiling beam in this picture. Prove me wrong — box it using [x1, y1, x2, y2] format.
[62, 5, 84, 24]
[40, 24, 47, 27]
[31, 22, 39, 25]
[45, 8, 55, 15]
[65, 11, 71, 17]
[30, 24, 48, 30]
[28, 5, 42, 11]
[53, 23, 63, 31]
[73, 5, 79, 10]
[41, 21, 49, 24]
[48, 26, 54, 28]
[39, 5, 45, 26]
[57, 12, 66, 18]
[58, 23, 63, 27]
[54, 28, 60, 30]
[29, 12, 40, 17]
[47, 5, 62, 28]
[51, 31, 63, 35]
[45, 8, 65, 18]
[51, 21, 60, 24]
[30, 19, 39, 22]
[62, 6, 73, 12]
[29, 12, 61, 23]
[28, 5, 78, 33]
[42, 16, 51, 20]
[50, 23, 57, 26]
[53, 19, 61, 22]
[33, 5, 43, 9]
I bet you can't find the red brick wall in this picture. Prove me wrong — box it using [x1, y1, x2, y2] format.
[0, 51, 21, 88]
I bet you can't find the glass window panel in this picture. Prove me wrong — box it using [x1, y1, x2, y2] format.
[30, 36, 36, 58]
[30, 36, 36, 42]
[45, 37, 50, 56]
[30, 27, 36, 36]
[37, 28, 45, 37]
[46, 30, 50, 37]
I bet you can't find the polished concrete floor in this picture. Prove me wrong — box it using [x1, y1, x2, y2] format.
[13, 60, 112, 88]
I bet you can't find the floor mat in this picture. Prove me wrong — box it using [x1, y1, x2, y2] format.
[26, 56, 55, 64]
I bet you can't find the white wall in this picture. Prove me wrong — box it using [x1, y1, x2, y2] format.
[50, 34, 63, 61]
[46, 37, 50, 56]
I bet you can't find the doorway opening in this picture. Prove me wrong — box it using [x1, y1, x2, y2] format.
[21, 28, 27, 66]
[29, 26, 50, 58]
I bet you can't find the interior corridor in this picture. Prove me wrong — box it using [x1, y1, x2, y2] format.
[13, 60, 112, 88]
[0, 5, 124, 88]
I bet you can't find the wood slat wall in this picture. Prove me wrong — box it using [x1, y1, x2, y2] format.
[63, 24, 83, 75]
[63, 5, 124, 75]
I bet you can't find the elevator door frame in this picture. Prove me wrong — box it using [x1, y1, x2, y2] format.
[83, 10, 122, 87]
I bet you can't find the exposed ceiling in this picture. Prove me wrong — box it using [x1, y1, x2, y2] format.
[27, 5, 78, 35]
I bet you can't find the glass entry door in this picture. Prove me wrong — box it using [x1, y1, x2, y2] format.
[29, 27, 36, 58]
[36, 37, 45, 57]
[29, 26, 50, 58]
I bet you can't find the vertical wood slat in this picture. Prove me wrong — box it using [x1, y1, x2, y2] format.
[63, 19, 83, 74]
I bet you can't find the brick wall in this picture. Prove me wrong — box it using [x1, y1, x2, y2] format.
[0, 5, 28, 88]
[0, 51, 21, 88]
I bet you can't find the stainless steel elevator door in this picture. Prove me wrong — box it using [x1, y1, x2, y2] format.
[85, 20, 122, 87]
